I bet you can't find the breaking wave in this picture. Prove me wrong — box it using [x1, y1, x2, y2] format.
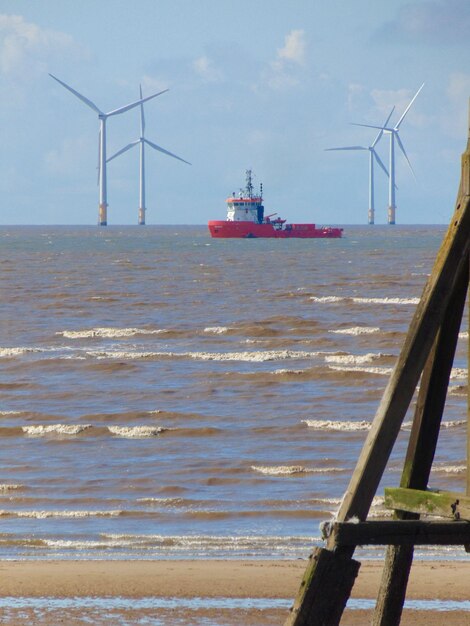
[203, 326, 230, 334]
[22, 424, 92, 436]
[0, 509, 123, 519]
[251, 465, 343, 476]
[327, 365, 394, 376]
[324, 353, 389, 365]
[58, 327, 166, 339]
[310, 296, 419, 305]
[303, 419, 371, 431]
[305, 419, 465, 433]
[108, 426, 168, 438]
[0, 347, 41, 358]
[432, 465, 466, 475]
[329, 327, 381, 336]
[86, 349, 332, 362]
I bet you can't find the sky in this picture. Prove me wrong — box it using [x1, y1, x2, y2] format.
[0, 0, 469, 225]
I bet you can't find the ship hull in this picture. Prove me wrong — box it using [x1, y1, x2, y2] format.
[208, 220, 343, 239]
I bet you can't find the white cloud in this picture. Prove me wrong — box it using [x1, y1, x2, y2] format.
[0, 14, 87, 76]
[277, 29, 306, 66]
[192, 55, 223, 82]
[264, 29, 307, 90]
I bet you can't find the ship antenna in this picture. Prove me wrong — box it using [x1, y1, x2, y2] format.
[260, 182, 263, 200]
[245, 169, 253, 199]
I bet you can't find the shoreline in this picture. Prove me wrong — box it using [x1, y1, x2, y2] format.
[1, 560, 470, 624]
[0, 558, 469, 598]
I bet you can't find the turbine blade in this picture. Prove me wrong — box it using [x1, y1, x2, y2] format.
[144, 138, 191, 164]
[325, 146, 368, 151]
[372, 149, 389, 178]
[140, 84, 145, 136]
[351, 122, 387, 131]
[49, 73, 102, 114]
[395, 83, 425, 130]
[396, 133, 416, 180]
[371, 106, 395, 148]
[107, 140, 140, 163]
[106, 89, 169, 117]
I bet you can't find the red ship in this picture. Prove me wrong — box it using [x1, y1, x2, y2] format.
[208, 170, 343, 239]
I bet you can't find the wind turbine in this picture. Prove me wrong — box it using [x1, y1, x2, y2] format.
[107, 85, 191, 225]
[49, 74, 168, 226]
[326, 107, 394, 225]
[352, 83, 424, 224]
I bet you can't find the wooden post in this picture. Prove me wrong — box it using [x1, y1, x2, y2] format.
[284, 547, 360, 626]
[286, 101, 470, 626]
[373, 257, 468, 626]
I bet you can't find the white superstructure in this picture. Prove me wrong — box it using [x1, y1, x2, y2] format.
[226, 170, 264, 223]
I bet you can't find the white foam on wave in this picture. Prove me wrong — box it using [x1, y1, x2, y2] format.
[311, 296, 419, 305]
[459, 331, 469, 340]
[310, 296, 343, 303]
[273, 368, 305, 375]
[251, 465, 343, 476]
[329, 327, 381, 336]
[432, 465, 466, 475]
[203, 326, 230, 334]
[0, 484, 24, 492]
[325, 353, 387, 365]
[0, 347, 40, 358]
[303, 419, 371, 431]
[22, 424, 92, 436]
[307, 419, 465, 434]
[352, 296, 419, 305]
[0, 410, 23, 415]
[59, 327, 166, 339]
[440, 419, 466, 429]
[450, 367, 467, 380]
[328, 365, 394, 376]
[108, 425, 167, 438]
[87, 349, 330, 363]
[0, 509, 122, 519]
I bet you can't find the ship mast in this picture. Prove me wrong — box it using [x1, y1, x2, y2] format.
[245, 169, 254, 199]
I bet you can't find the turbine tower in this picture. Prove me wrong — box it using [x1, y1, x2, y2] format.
[49, 74, 168, 226]
[107, 85, 191, 225]
[326, 107, 394, 225]
[353, 83, 424, 225]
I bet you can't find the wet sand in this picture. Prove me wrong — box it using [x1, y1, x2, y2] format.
[0, 559, 470, 624]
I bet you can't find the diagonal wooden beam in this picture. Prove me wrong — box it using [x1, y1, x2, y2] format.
[329, 191, 470, 534]
[373, 254, 469, 626]
[286, 105, 470, 626]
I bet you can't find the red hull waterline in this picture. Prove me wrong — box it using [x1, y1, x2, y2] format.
[208, 220, 343, 239]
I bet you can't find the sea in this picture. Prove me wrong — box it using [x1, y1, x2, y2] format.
[0, 224, 467, 562]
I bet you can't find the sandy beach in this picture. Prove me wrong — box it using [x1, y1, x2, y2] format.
[0, 559, 469, 624]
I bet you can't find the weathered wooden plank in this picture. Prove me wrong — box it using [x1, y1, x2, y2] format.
[332, 520, 470, 546]
[288, 107, 470, 626]
[374, 258, 469, 626]
[328, 166, 470, 534]
[384, 487, 470, 520]
[284, 547, 360, 626]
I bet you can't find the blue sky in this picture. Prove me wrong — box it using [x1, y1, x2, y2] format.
[0, 0, 469, 225]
